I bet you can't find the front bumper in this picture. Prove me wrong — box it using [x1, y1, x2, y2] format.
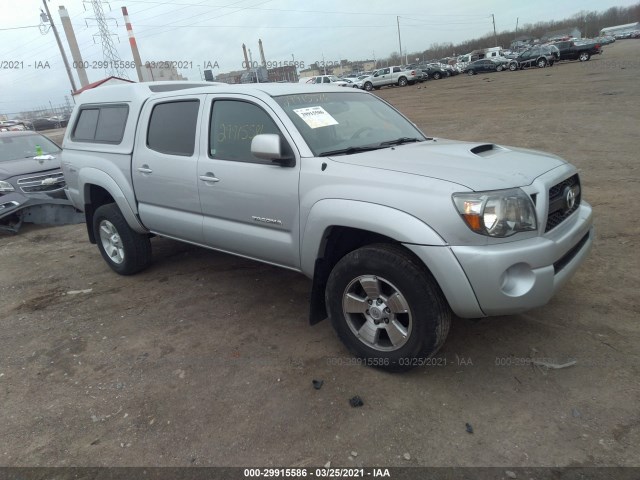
[450, 202, 593, 316]
[0, 191, 84, 232]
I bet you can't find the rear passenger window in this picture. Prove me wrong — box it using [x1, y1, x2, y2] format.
[72, 105, 128, 143]
[147, 100, 199, 156]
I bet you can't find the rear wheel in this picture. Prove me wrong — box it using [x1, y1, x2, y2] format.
[579, 52, 590, 62]
[93, 203, 152, 275]
[433, 72, 442, 80]
[398, 77, 408, 87]
[537, 58, 547, 68]
[509, 62, 518, 71]
[326, 244, 451, 371]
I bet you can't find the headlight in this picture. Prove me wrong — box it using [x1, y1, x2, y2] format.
[452, 188, 537, 237]
[0, 180, 15, 192]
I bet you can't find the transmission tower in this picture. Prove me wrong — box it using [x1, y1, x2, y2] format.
[85, 0, 128, 78]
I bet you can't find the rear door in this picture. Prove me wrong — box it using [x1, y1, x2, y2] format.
[132, 95, 204, 243]
[197, 94, 301, 269]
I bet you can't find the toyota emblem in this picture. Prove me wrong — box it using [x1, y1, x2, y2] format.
[563, 186, 577, 211]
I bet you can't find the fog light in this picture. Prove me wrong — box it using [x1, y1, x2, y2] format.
[500, 263, 535, 297]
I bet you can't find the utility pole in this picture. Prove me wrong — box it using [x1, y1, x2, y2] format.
[492, 13, 498, 47]
[515, 17, 519, 41]
[41, 0, 77, 92]
[397, 17, 403, 65]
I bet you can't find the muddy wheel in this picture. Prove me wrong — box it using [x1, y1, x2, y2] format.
[326, 244, 451, 371]
[93, 203, 152, 275]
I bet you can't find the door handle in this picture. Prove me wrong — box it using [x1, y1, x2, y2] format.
[199, 174, 220, 183]
[137, 165, 153, 174]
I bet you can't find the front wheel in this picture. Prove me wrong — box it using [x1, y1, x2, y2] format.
[433, 72, 442, 80]
[496, 65, 503, 72]
[326, 244, 451, 372]
[579, 52, 590, 62]
[467, 69, 475, 76]
[93, 203, 152, 275]
[364, 82, 373, 91]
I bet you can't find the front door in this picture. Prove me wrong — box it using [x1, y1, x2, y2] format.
[197, 95, 301, 269]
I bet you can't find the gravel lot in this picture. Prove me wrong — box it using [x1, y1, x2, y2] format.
[1, 40, 639, 468]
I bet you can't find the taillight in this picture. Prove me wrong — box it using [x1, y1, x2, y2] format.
[411, 70, 415, 75]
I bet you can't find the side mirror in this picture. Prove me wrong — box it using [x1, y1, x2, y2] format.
[251, 134, 294, 167]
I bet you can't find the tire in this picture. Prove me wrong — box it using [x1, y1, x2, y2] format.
[93, 203, 152, 275]
[579, 52, 590, 62]
[325, 244, 451, 372]
[364, 82, 373, 91]
[433, 72, 442, 80]
[496, 65, 503, 72]
[467, 69, 475, 76]
[509, 62, 517, 71]
[537, 58, 547, 68]
[398, 76, 408, 87]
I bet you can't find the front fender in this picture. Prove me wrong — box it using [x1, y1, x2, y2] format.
[300, 199, 445, 277]
[79, 168, 147, 234]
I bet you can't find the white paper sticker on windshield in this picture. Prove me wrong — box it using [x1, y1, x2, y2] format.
[293, 106, 339, 129]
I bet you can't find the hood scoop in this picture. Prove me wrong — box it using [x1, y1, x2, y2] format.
[470, 143, 505, 157]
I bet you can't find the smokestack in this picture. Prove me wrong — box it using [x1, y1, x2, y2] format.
[242, 43, 250, 70]
[58, 6, 89, 87]
[258, 39, 266, 68]
[122, 6, 144, 82]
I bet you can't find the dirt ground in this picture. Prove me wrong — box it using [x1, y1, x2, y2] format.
[1, 40, 639, 469]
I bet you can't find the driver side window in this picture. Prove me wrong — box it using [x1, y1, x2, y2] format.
[209, 100, 288, 164]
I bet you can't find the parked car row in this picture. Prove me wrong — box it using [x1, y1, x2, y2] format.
[299, 36, 610, 89]
[0, 116, 69, 132]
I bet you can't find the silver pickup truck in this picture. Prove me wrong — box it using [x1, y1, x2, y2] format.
[361, 66, 418, 91]
[59, 81, 593, 371]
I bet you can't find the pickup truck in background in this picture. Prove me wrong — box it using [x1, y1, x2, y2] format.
[361, 66, 418, 91]
[59, 81, 593, 371]
[552, 40, 602, 61]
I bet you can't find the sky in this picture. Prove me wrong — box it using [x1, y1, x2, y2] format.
[0, 0, 637, 115]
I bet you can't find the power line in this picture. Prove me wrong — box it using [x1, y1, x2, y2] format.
[85, 0, 129, 78]
[0, 24, 42, 31]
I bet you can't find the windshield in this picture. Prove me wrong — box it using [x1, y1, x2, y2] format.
[273, 92, 427, 157]
[0, 134, 60, 162]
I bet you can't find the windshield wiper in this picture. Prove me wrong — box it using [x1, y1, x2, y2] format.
[379, 137, 422, 146]
[319, 145, 384, 157]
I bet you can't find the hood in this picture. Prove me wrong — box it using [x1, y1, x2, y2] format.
[329, 139, 566, 191]
[0, 155, 60, 179]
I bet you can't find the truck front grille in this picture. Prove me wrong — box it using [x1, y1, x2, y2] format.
[17, 172, 66, 193]
[545, 174, 581, 232]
